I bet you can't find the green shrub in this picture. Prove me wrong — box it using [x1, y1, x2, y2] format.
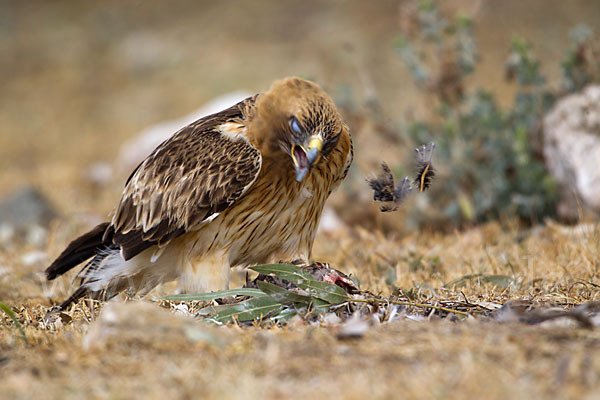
[393, 1, 599, 226]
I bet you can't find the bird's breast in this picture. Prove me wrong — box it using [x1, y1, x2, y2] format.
[188, 163, 334, 267]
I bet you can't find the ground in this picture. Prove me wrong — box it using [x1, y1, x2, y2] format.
[2, 220, 600, 399]
[2, 1, 600, 399]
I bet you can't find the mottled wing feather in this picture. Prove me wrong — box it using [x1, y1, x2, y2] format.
[109, 97, 262, 260]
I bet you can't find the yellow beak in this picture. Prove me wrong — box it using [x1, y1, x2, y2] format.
[292, 136, 323, 182]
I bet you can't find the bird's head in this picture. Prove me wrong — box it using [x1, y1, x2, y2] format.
[250, 77, 344, 182]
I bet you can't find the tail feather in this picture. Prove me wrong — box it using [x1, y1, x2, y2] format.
[45, 222, 112, 280]
[47, 221, 169, 310]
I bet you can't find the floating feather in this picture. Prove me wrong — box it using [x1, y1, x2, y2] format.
[414, 142, 435, 192]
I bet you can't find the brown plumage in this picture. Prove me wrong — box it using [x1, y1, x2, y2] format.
[367, 162, 412, 212]
[46, 77, 353, 309]
[368, 142, 435, 212]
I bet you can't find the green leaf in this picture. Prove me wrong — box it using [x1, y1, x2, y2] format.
[270, 308, 298, 322]
[0, 302, 28, 344]
[311, 297, 338, 314]
[162, 288, 267, 302]
[295, 280, 349, 305]
[256, 281, 313, 306]
[251, 263, 316, 282]
[482, 275, 517, 289]
[444, 273, 482, 288]
[444, 274, 517, 289]
[196, 303, 238, 317]
[385, 267, 397, 286]
[256, 281, 333, 315]
[251, 264, 349, 305]
[208, 296, 282, 323]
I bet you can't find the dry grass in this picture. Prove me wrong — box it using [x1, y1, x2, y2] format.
[3, 2, 600, 399]
[2, 220, 600, 400]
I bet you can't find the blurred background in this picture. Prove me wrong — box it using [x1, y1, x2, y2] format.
[1, 0, 600, 239]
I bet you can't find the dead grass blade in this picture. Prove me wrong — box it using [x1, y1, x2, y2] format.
[0, 301, 28, 345]
[350, 298, 471, 318]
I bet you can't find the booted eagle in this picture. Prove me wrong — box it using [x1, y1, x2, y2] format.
[46, 77, 353, 309]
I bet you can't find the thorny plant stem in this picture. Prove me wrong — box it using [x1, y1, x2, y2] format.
[349, 298, 471, 318]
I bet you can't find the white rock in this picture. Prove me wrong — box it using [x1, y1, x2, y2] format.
[317, 206, 346, 234]
[585, 85, 600, 104]
[173, 303, 190, 316]
[337, 313, 369, 339]
[323, 313, 342, 325]
[117, 91, 252, 173]
[543, 84, 600, 218]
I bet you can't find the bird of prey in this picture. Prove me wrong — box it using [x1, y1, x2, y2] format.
[46, 77, 353, 309]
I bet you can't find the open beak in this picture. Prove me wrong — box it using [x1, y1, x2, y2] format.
[292, 136, 322, 182]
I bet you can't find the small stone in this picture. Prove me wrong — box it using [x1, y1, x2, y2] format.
[24, 225, 47, 248]
[336, 313, 369, 339]
[173, 303, 190, 315]
[323, 313, 342, 325]
[19, 251, 47, 267]
[318, 206, 346, 233]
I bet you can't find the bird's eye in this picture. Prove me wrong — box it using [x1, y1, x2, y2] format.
[290, 117, 303, 136]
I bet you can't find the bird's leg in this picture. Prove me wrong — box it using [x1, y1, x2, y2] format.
[178, 251, 230, 293]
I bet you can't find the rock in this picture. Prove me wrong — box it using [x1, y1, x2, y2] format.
[336, 313, 369, 339]
[24, 225, 48, 248]
[117, 91, 252, 173]
[83, 301, 231, 351]
[318, 206, 346, 233]
[543, 85, 600, 219]
[19, 251, 47, 267]
[0, 187, 57, 247]
[0, 187, 57, 229]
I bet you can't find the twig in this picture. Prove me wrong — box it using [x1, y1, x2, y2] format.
[349, 298, 471, 317]
[460, 291, 473, 306]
